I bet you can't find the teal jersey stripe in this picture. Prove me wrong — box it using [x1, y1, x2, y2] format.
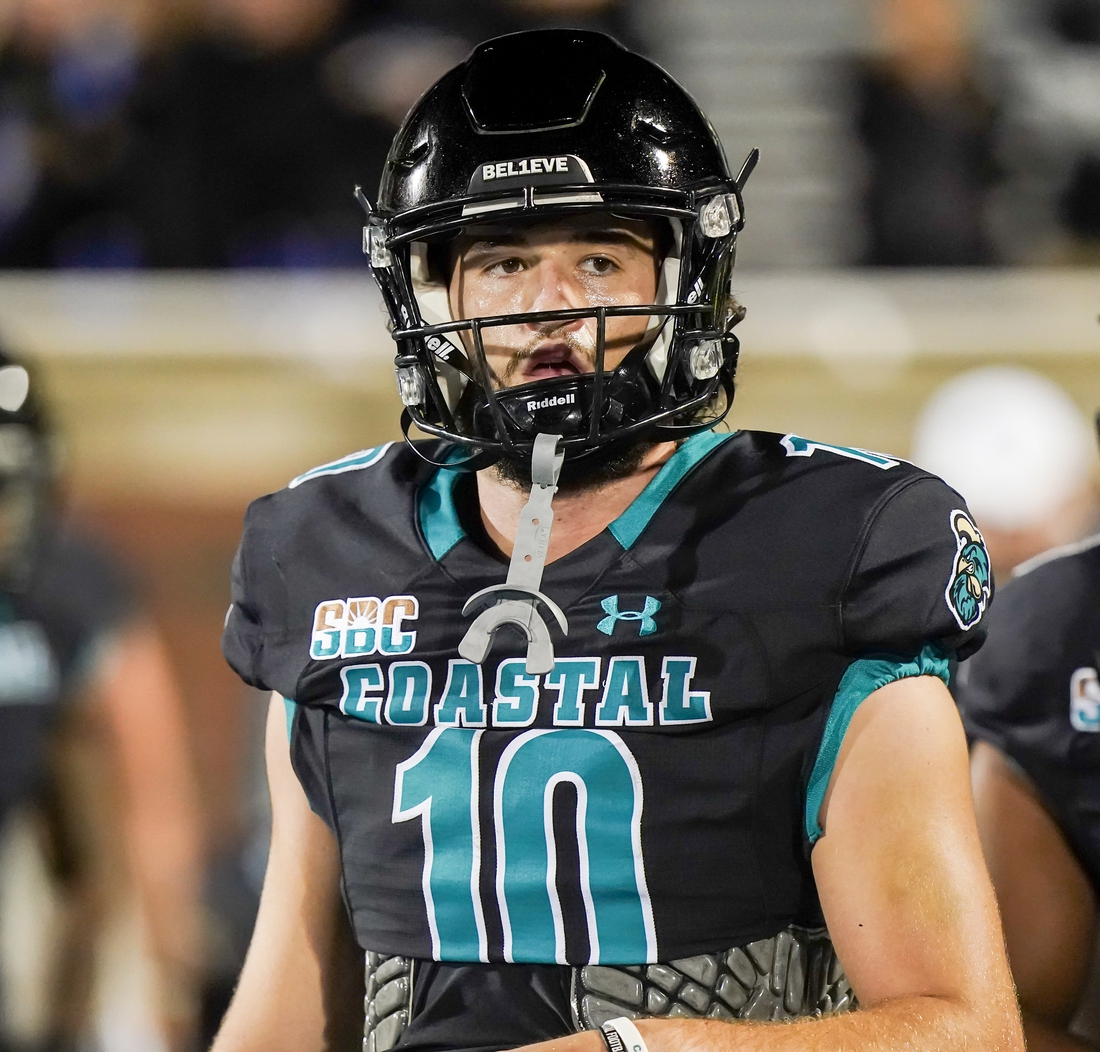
[418, 447, 469, 560]
[417, 428, 735, 561]
[804, 645, 951, 844]
[608, 429, 735, 550]
[283, 696, 298, 742]
[288, 442, 395, 489]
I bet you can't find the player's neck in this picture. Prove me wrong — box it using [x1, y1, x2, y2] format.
[476, 441, 678, 564]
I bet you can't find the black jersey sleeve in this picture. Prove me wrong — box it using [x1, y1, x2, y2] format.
[28, 529, 138, 691]
[956, 571, 1066, 752]
[956, 544, 1100, 887]
[222, 495, 286, 694]
[841, 476, 992, 660]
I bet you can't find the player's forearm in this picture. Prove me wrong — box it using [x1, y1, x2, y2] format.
[122, 786, 203, 1049]
[124, 805, 202, 973]
[640, 994, 1022, 1052]
[522, 994, 1024, 1052]
[1022, 1011, 1099, 1052]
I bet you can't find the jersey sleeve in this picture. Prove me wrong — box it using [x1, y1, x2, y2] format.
[955, 554, 1100, 887]
[956, 555, 1090, 761]
[222, 495, 287, 693]
[841, 476, 992, 660]
[955, 580, 1053, 753]
[30, 529, 138, 691]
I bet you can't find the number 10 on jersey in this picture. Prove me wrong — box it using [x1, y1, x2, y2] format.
[393, 727, 657, 965]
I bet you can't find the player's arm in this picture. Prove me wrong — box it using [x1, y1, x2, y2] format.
[971, 739, 1098, 1052]
[522, 676, 1024, 1052]
[211, 693, 364, 1052]
[92, 623, 204, 1050]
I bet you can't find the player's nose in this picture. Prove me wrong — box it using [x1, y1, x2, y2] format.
[526, 259, 586, 331]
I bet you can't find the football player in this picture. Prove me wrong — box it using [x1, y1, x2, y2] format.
[0, 348, 202, 1050]
[217, 30, 1023, 1052]
[959, 527, 1100, 1050]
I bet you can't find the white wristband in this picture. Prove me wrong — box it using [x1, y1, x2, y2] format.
[601, 1016, 649, 1052]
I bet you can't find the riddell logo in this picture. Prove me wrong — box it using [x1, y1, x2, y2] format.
[526, 393, 575, 412]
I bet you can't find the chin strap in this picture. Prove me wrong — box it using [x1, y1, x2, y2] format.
[458, 433, 569, 674]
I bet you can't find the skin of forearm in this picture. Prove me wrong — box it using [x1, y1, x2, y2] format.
[1023, 1011, 1099, 1052]
[124, 804, 202, 974]
[524, 993, 1021, 1052]
[97, 626, 205, 1043]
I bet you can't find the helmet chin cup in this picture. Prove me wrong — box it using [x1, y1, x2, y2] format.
[470, 352, 661, 455]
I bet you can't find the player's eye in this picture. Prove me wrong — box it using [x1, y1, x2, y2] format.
[486, 257, 524, 276]
[580, 255, 618, 275]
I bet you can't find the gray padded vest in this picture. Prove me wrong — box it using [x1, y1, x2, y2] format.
[363, 926, 855, 1052]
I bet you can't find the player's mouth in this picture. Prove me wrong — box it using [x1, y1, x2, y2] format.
[519, 343, 587, 380]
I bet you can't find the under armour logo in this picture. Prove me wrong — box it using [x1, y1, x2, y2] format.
[596, 595, 661, 637]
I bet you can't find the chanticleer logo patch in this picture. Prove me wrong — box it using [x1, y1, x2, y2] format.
[945, 510, 991, 630]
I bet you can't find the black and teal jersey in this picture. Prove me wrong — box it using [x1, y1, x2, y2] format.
[223, 429, 990, 966]
[957, 536, 1100, 891]
[0, 529, 134, 813]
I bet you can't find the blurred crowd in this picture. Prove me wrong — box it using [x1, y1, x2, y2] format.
[0, 0, 636, 268]
[0, 0, 1097, 268]
[855, 0, 1100, 264]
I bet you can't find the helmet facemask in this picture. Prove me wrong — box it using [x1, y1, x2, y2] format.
[368, 188, 750, 467]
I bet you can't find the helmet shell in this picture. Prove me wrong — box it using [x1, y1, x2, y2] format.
[364, 30, 750, 462]
[378, 30, 731, 219]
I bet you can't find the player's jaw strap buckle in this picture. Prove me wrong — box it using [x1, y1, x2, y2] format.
[459, 432, 569, 674]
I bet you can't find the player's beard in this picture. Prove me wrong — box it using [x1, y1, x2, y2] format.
[454, 324, 660, 493]
[493, 435, 658, 495]
[489, 331, 657, 493]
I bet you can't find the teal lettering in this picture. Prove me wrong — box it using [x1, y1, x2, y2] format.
[780, 435, 898, 470]
[339, 663, 384, 722]
[393, 728, 487, 961]
[545, 657, 601, 725]
[435, 660, 487, 727]
[658, 657, 711, 724]
[493, 659, 540, 726]
[495, 729, 655, 964]
[595, 657, 653, 726]
[385, 661, 432, 725]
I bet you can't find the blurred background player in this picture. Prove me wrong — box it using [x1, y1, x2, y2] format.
[911, 365, 1099, 580]
[914, 367, 1100, 1048]
[954, 460, 1100, 1048]
[854, 0, 999, 266]
[0, 345, 202, 1052]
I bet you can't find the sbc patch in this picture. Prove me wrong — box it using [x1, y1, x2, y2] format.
[945, 510, 991, 630]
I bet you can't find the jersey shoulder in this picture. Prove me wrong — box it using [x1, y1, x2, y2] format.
[726, 429, 954, 503]
[25, 528, 136, 642]
[707, 430, 991, 657]
[16, 527, 136, 689]
[240, 439, 445, 552]
[223, 440, 444, 693]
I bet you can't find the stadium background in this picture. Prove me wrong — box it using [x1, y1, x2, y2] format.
[0, 0, 1098, 1047]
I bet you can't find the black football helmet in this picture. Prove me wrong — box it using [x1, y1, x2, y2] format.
[0, 347, 52, 592]
[360, 29, 756, 464]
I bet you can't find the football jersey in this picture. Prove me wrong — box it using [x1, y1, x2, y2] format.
[0, 528, 134, 813]
[957, 535, 1100, 890]
[223, 429, 990, 965]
